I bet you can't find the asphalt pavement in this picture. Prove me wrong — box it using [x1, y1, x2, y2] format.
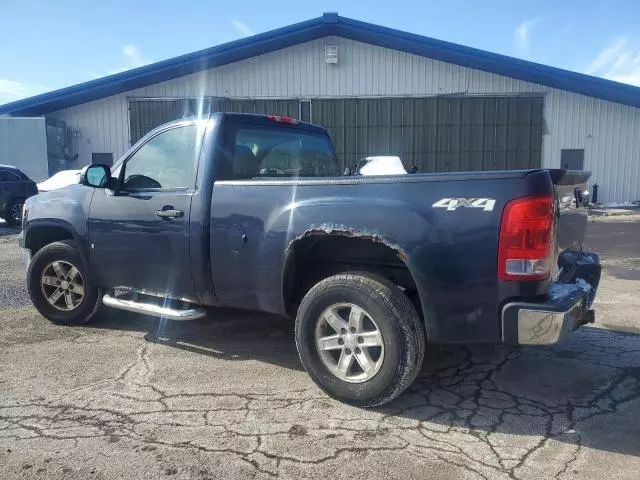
[0, 218, 639, 479]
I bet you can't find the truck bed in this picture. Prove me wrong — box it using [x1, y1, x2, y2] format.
[208, 167, 590, 344]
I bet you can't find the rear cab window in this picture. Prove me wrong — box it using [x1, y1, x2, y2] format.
[218, 121, 341, 180]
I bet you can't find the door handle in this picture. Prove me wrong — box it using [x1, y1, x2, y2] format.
[155, 208, 184, 219]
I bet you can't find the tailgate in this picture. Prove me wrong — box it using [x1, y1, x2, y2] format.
[548, 169, 591, 251]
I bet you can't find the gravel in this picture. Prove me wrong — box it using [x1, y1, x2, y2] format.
[1, 221, 639, 479]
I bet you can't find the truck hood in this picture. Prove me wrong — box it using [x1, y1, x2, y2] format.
[37, 170, 82, 192]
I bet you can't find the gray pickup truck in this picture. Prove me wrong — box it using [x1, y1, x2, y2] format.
[20, 113, 600, 406]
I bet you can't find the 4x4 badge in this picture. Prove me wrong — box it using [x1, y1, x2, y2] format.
[432, 198, 496, 212]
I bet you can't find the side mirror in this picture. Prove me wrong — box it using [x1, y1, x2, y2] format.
[81, 164, 112, 188]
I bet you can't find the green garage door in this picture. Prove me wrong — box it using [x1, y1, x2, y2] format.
[128, 99, 298, 144]
[311, 96, 544, 172]
[129, 96, 543, 173]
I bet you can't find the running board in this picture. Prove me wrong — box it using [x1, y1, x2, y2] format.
[102, 293, 206, 321]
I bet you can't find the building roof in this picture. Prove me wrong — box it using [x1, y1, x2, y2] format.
[2, 12, 639, 115]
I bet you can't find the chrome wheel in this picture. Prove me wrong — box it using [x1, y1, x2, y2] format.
[314, 303, 384, 383]
[40, 260, 85, 311]
[10, 202, 23, 224]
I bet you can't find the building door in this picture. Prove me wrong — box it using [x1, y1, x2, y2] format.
[310, 96, 544, 173]
[128, 96, 545, 174]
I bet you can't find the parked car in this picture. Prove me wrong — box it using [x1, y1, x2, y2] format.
[19, 113, 601, 407]
[0, 164, 38, 226]
[37, 169, 82, 193]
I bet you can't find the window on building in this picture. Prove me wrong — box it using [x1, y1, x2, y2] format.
[219, 126, 340, 180]
[121, 125, 199, 190]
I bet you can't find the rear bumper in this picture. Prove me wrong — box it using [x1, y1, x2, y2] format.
[502, 251, 600, 345]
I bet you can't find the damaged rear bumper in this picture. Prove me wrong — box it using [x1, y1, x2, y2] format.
[502, 251, 601, 345]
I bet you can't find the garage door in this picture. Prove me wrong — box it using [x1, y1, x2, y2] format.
[129, 96, 543, 173]
[128, 99, 298, 144]
[311, 96, 544, 172]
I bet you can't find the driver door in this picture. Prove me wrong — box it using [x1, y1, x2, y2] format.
[88, 122, 201, 300]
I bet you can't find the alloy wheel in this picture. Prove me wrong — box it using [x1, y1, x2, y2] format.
[40, 260, 85, 311]
[314, 303, 385, 383]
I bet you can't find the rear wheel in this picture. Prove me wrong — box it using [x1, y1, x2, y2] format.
[27, 241, 102, 325]
[5, 198, 24, 226]
[295, 272, 425, 407]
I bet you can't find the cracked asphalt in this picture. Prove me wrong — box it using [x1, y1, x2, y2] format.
[1, 219, 639, 479]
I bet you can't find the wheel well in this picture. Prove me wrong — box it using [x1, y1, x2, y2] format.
[26, 226, 74, 255]
[284, 235, 422, 319]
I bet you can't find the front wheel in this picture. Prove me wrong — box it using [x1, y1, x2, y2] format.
[295, 272, 425, 407]
[27, 240, 102, 325]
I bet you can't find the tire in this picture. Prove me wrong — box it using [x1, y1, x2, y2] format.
[295, 272, 425, 407]
[27, 240, 102, 325]
[5, 198, 25, 227]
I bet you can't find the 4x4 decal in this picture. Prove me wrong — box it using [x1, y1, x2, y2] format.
[432, 198, 496, 212]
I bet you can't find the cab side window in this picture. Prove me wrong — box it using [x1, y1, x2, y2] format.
[122, 125, 199, 190]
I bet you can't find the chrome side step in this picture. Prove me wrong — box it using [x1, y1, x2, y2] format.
[102, 293, 206, 321]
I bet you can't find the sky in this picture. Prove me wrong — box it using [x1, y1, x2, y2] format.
[1, 0, 639, 105]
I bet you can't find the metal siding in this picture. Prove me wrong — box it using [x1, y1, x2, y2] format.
[48, 95, 130, 167]
[47, 36, 640, 203]
[541, 89, 640, 203]
[118, 36, 548, 98]
[0, 118, 48, 181]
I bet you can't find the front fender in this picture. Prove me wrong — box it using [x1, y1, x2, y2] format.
[22, 186, 95, 270]
[24, 185, 93, 237]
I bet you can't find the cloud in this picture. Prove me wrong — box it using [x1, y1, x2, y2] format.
[514, 18, 541, 56]
[231, 19, 254, 37]
[585, 37, 640, 86]
[0, 78, 51, 104]
[90, 45, 148, 79]
[122, 44, 143, 65]
[585, 37, 627, 74]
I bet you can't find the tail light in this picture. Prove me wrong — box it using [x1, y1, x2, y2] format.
[267, 115, 298, 125]
[498, 194, 555, 281]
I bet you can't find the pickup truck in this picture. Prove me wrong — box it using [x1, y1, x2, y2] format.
[20, 113, 601, 407]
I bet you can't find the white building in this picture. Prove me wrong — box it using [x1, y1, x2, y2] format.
[1, 13, 639, 204]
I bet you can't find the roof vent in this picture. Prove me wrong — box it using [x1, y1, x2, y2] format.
[325, 45, 338, 64]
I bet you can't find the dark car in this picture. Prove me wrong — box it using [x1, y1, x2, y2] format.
[0, 165, 38, 226]
[19, 113, 600, 407]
